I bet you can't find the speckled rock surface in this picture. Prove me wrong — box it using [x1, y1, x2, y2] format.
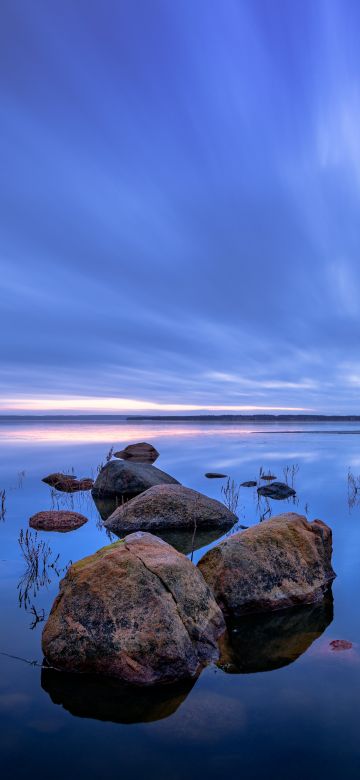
[42, 532, 225, 685]
[29, 510, 88, 532]
[198, 512, 335, 616]
[104, 484, 237, 534]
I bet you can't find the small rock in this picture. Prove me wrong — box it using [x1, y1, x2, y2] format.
[198, 512, 336, 616]
[29, 510, 88, 532]
[42, 473, 94, 492]
[261, 474, 277, 481]
[204, 473, 227, 479]
[42, 532, 225, 685]
[257, 481, 295, 499]
[92, 460, 179, 499]
[113, 442, 159, 464]
[104, 484, 237, 535]
[329, 639, 353, 651]
[241, 481, 257, 488]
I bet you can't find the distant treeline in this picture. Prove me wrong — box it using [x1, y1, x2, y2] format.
[127, 414, 360, 422]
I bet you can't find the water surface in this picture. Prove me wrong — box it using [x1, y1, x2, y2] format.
[1, 419, 360, 779]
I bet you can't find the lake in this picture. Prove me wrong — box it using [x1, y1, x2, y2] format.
[1, 418, 360, 779]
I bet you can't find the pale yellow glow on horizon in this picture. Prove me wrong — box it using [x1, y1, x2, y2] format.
[0, 395, 309, 413]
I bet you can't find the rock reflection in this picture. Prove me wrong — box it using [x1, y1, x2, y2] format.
[218, 593, 333, 674]
[41, 668, 195, 724]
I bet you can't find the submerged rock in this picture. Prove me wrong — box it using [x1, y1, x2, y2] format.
[92, 460, 179, 499]
[241, 481, 257, 488]
[260, 474, 277, 481]
[198, 512, 336, 616]
[204, 473, 227, 479]
[257, 481, 295, 499]
[218, 595, 333, 673]
[42, 473, 94, 492]
[329, 639, 353, 652]
[42, 532, 225, 685]
[104, 484, 237, 535]
[114, 442, 160, 464]
[41, 668, 195, 724]
[29, 510, 88, 532]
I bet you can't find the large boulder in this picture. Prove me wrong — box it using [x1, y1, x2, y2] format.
[114, 442, 159, 463]
[29, 510, 88, 532]
[198, 513, 336, 616]
[92, 460, 179, 499]
[42, 532, 225, 685]
[104, 484, 237, 535]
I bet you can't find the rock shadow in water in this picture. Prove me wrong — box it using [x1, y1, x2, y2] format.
[41, 668, 195, 724]
[218, 591, 334, 674]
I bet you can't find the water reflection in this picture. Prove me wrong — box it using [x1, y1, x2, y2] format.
[41, 668, 195, 724]
[218, 594, 333, 674]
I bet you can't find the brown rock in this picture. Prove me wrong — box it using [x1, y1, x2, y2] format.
[29, 510, 88, 532]
[42, 532, 225, 685]
[114, 442, 159, 463]
[42, 473, 94, 492]
[329, 639, 353, 651]
[104, 484, 237, 535]
[198, 512, 336, 616]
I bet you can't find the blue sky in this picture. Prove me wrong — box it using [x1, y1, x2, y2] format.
[1, 0, 360, 413]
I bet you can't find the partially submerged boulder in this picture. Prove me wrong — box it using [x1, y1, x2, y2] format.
[29, 510, 88, 533]
[42, 532, 225, 685]
[257, 481, 295, 499]
[114, 442, 159, 464]
[198, 512, 336, 616]
[104, 484, 237, 535]
[92, 460, 179, 499]
[204, 473, 227, 479]
[42, 473, 94, 492]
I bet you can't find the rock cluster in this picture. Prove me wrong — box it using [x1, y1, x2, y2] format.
[42, 473, 93, 492]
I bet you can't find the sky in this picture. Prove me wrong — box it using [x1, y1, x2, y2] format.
[1, 0, 360, 414]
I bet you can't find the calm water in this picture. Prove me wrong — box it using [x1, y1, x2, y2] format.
[1, 419, 360, 779]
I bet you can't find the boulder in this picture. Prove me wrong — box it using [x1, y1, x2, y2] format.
[91, 460, 179, 499]
[29, 510, 88, 532]
[104, 484, 237, 535]
[257, 481, 295, 499]
[42, 531, 225, 685]
[113, 442, 159, 463]
[198, 512, 336, 616]
[42, 473, 94, 492]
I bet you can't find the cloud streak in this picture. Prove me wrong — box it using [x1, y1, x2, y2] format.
[1, 0, 360, 412]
